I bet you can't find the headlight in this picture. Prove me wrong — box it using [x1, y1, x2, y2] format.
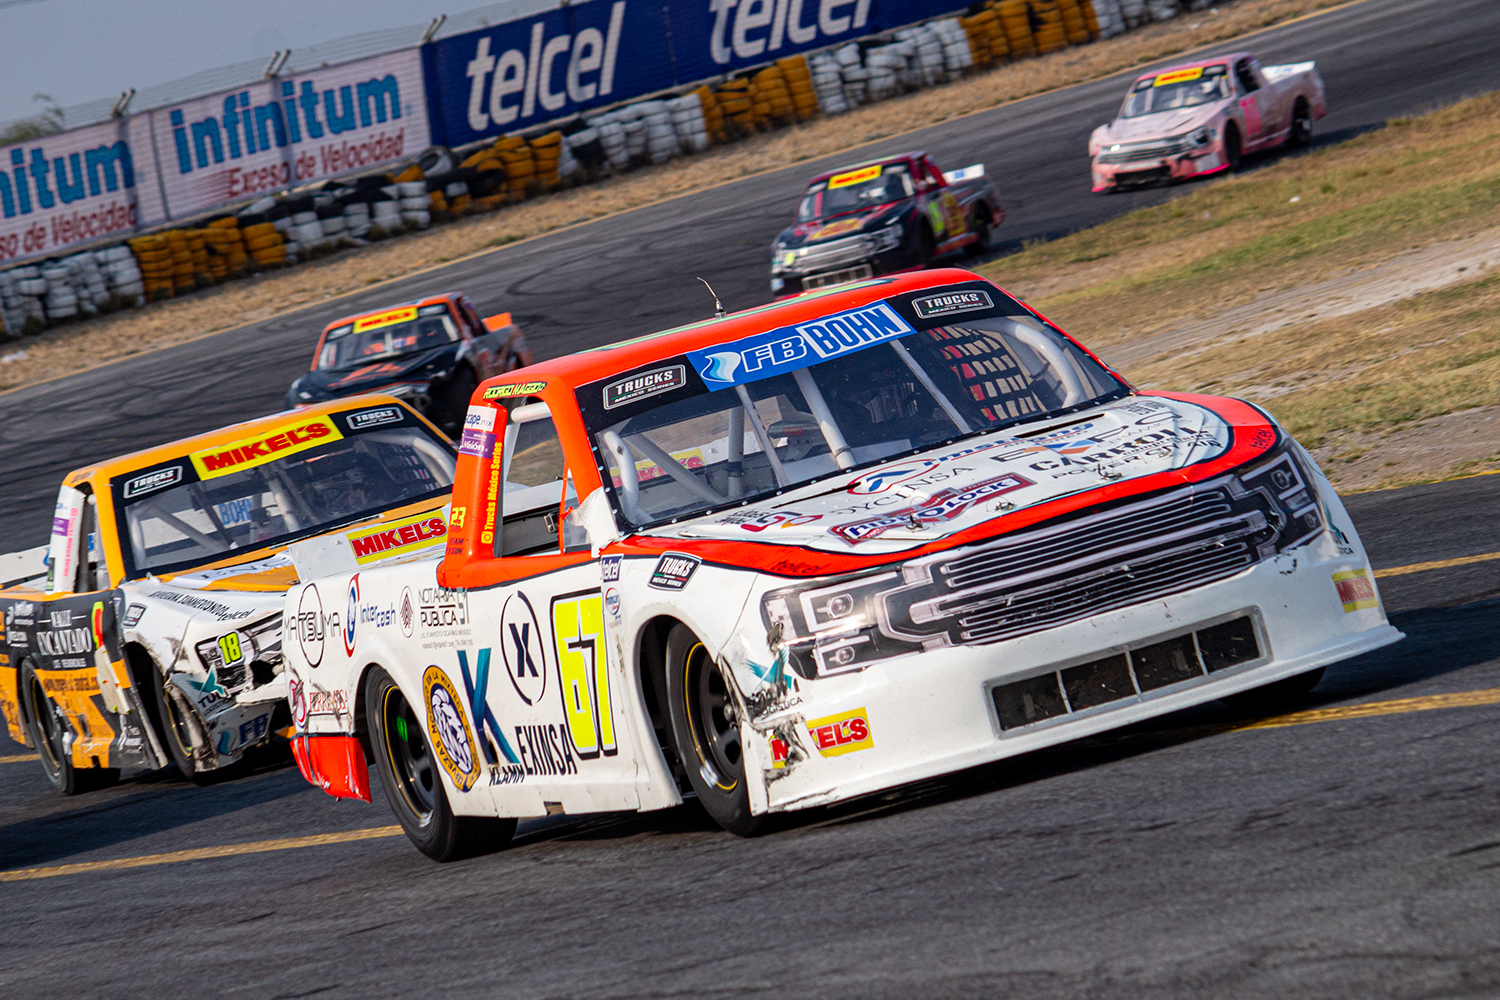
[762, 570, 917, 679]
[873, 222, 903, 253]
[1187, 126, 1214, 147]
[195, 614, 284, 690]
[1235, 439, 1323, 555]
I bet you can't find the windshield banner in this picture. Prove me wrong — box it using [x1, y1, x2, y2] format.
[687, 300, 913, 390]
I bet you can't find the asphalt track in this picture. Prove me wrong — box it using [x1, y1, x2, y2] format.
[4, 2, 1500, 997]
[3, 0, 1500, 546]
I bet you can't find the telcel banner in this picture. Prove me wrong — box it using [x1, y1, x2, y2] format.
[152, 49, 431, 220]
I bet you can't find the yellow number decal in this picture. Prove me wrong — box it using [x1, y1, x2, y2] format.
[218, 632, 243, 665]
[552, 593, 615, 759]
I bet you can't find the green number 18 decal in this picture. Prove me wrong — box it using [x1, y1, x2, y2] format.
[218, 632, 243, 665]
[552, 593, 615, 759]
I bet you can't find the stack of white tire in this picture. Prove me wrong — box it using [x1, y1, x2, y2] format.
[629, 100, 679, 164]
[809, 53, 850, 114]
[596, 120, 629, 172]
[97, 245, 144, 304]
[669, 93, 709, 154]
[397, 181, 431, 229]
[344, 201, 371, 238]
[41, 264, 79, 320]
[1146, 0, 1179, 21]
[0, 270, 28, 334]
[558, 129, 590, 179]
[835, 44, 868, 107]
[291, 210, 325, 253]
[864, 46, 904, 102]
[372, 198, 402, 231]
[1117, 0, 1150, 28]
[899, 25, 949, 86]
[930, 18, 974, 74]
[319, 211, 347, 244]
[64, 252, 110, 314]
[1089, 0, 1128, 38]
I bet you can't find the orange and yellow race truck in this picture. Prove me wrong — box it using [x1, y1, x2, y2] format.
[286, 292, 532, 435]
[0, 396, 460, 794]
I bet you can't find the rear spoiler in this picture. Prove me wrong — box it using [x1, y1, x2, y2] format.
[0, 545, 48, 590]
[1261, 61, 1315, 82]
[483, 312, 514, 332]
[942, 164, 985, 184]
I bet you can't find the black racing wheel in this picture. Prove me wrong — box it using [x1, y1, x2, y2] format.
[916, 223, 936, 268]
[664, 623, 763, 836]
[1286, 98, 1313, 149]
[22, 661, 118, 794]
[965, 206, 992, 256]
[436, 366, 479, 436]
[1224, 123, 1243, 172]
[365, 665, 515, 862]
[152, 664, 206, 782]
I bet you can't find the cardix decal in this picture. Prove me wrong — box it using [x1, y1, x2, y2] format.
[688, 301, 914, 390]
[347, 511, 448, 564]
[190, 416, 341, 478]
[831, 473, 1033, 544]
[424, 665, 482, 791]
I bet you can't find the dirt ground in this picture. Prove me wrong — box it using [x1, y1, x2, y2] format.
[0, 0, 1342, 393]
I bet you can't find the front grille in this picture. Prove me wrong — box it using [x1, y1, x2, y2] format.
[1098, 139, 1190, 164]
[1113, 166, 1174, 187]
[881, 480, 1275, 646]
[794, 234, 875, 271]
[991, 613, 1266, 731]
[803, 264, 874, 291]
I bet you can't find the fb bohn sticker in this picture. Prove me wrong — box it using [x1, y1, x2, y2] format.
[500, 592, 547, 706]
[423, 665, 480, 792]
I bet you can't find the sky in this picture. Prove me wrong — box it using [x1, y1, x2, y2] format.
[0, 0, 451, 124]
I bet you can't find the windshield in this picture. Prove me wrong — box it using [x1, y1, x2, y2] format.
[1122, 65, 1230, 118]
[117, 412, 456, 575]
[583, 302, 1125, 528]
[797, 165, 913, 222]
[317, 308, 459, 371]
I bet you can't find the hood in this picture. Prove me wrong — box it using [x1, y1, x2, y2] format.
[297, 344, 459, 398]
[777, 204, 907, 250]
[644, 396, 1253, 557]
[1099, 103, 1225, 144]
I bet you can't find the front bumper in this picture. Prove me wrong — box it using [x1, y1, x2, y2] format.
[744, 544, 1400, 813]
[1091, 140, 1227, 192]
[772, 235, 919, 295]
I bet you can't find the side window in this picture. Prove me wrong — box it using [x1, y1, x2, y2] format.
[497, 403, 574, 556]
[922, 159, 944, 188]
[458, 297, 485, 335]
[1235, 59, 1260, 94]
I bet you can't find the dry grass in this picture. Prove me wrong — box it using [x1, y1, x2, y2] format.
[0, 0, 1344, 394]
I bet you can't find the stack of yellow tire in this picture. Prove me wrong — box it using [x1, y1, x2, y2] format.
[776, 56, 820, 121]
[962, 13, 994, 66]
[428, 189, 449, 215]
[163, 230, 196, 293]
[753, 67, 795, 125]
[128, 235, 174, 299]
[998, 0, 1037, 57]
[242, 222, 287, 267]
[1078, 0, 1100, 38]
[203, 218, 247, 277]
[717, 78, 755, 134]
[979, 5, 1011, 62]
[449, 189, 472, 214]
[461, 143, 508, 208]
[496, 135, 534, 200]
[1030, 0, 1069, 54]
[187, 230, 214, 284]
[1057, 0, 1095, 43]
[394, 163, 424, 184]
[530, 132, 563, 189]
[695, 85, 727, 143]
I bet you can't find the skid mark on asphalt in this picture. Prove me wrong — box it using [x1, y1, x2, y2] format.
[0, 826, 402, 883]
[1375, 551, 1500, 578]
[0, 753, 38, 764]
[6, 683, 1500, 882]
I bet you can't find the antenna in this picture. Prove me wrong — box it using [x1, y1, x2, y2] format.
[422, 14, 448, 43]
[697, 277, 725, 319]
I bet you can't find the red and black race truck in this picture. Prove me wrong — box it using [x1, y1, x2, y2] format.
[770, 151, 1004, 296]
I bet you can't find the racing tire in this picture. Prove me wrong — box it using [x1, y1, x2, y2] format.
[365, 666, 516, 862]
[1286, 98, 1313, 149]
[1224, 124, 1243, 173]
[151, 665, 208, 783]
[437, 366, 479, 436]
[1220, 667, 1325, 714]
[916, 223, 936, 268]
[965, 207, 992, 257]
[663, 623, 763, 837]
[21, 661, 119, 795]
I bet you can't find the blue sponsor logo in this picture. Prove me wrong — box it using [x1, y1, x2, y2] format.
[686, 301, 914, 390]
[457, 648, 523, 767]
[0, 141, 135, 218]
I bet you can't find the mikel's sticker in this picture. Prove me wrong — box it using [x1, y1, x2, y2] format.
[346, 512, 448, 564]
[806, 707, 873, 757]
[346, 406, 403, 430]
[351, 305, 417, 333]
[423, 665, 481, 792]
[482, 380, 547, 400]
[1332, 569, 1378, 612]
[911, 290, 994, 319]
[1155, 66, 1204, 86]
[603, 365, 686, 409]
[122, 466, 183, 499]
[649, 553, 700, 590]
[190, 416, 342, 479]
[827, 164, 882, 189]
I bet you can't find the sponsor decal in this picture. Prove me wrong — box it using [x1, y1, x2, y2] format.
[213, 496, 255, 528]
[343, 575, 360, 656]
[294, 584, 326, 667]
[419, 586, 469, 631]
[911, 289, 994, 319]
[50, 610, 71, 628]
[603, 365, 686, 409]
[600, 554, 622, 582]
[687, 301, 915, 391]
[1155, 66, 1204, 86]
[603, 587, 620, 621]
[482, 380, 547, 400]
[649, 553, 700, 590]
[463, 405, 496, 433]
[290, 676, 308, 731]
[347, 511, 447, 564]
[458, 429, 496, 459]
[122, 466, 183, 499]
[309, 688, 350, 716]
[190, 416, 342, 479]
[351, 305, 417, 333]
[346, 406, 403, 429]
[90, 602, 105, 647]
[552, 592, 615, 759]
[424, 665, 481, 792]
[808, 217, 863, 241]
[715, 510, 823, 531]
[806, 707, 873, 757]
[456, 649, 524, 782]
[827, 164, 882, 189]
[770, 734, 790, 769]
[847, 461, 939, 494]
[513, 723, 579, 777]
[36, 626, 94, 657]
[1333, 569, 1378, 612]
[832, 473, 1033, 543]
[399, 587, 415, 637]
[449, 506, 467, 529]
[217, 711, 272, 755]
[146, 590, 255, 622]
[181, 666, 230, 713]
[500, 592, 547, 706]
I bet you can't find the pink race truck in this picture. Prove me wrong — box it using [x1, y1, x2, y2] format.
[1089, 52, 1327, 193]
